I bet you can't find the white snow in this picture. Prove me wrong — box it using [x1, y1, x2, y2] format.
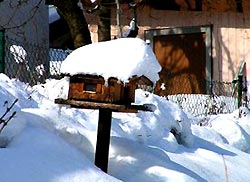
[1, 73, 250, 182]
[1, 38, 250, 182]
[49, 5, 60, 24]
[9, 45, 27, 64]
[60, 38, 161, 84]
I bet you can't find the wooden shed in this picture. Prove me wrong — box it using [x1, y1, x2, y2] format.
[81, 1, 250, 95]
[68, 74, 153, 104]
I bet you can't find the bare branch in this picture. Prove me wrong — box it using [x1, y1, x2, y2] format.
[0, 99, 18, 134]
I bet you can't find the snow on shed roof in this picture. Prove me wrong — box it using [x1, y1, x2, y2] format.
[60, 38, 161, 83]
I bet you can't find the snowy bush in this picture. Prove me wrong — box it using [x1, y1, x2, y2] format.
[133, 89, 194, 148]
[0, 99, 18, 133]
[0, 74, 29, 148]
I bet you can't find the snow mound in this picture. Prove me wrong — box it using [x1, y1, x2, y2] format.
[133, 89, 194, 148]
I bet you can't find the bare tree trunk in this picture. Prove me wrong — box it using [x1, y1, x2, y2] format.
[195, 0, 202, 11]
[98, 0, 111, 42]
[46, 0, 92, 48]
[235, 0, 243, 12]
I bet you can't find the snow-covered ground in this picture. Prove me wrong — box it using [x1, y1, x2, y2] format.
[0, 74, 250, 182]
[1, 38, 250, 182]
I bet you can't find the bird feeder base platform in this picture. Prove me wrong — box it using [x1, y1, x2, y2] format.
[55, 99, 154, 113]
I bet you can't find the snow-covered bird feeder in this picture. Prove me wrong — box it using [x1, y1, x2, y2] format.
[56, 38, 161, 111]
[67, 74, 152, 104]
[55, 38, 161, 173]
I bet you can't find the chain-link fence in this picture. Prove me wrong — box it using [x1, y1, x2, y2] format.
[167, 93, 237, 117]
[3, 36, 70, 84]
[2, 36, 249, 116]
[4, 37, 49, 84]
[156, 79, 240, 116]
[49, 48, 72, 78]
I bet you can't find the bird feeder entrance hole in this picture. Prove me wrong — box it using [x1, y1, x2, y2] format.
[84, 83, 97, 92]
[55, 74, 155, 173]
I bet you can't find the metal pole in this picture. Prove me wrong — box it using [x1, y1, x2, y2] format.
[237, 74, 243, 108]
[243, 76, 248, 108]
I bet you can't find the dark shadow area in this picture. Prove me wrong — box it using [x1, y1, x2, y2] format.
[50, 17, 74, 50]
[153, 28, 207, 95]
[142, 0, 180, 10]
[109, 136, 207, 182]
[176, 135, 236, 157]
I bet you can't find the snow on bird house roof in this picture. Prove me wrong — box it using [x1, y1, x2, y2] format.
[60, 38, 161, 83]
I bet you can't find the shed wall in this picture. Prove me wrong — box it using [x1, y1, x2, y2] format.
[87, 7, 250, 82]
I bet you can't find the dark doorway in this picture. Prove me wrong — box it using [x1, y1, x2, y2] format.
[153, 33, 206, 95]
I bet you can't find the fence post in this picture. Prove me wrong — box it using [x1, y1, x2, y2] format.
[237, 74, 243, 108]
[243, 76, 248, 108]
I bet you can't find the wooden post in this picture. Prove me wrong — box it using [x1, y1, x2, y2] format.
[95, 108, 112, 173]
[54, 98, 153, 173]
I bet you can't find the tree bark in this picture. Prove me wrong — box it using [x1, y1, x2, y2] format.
[46, 0, 92, 48]
[195, 0, 202, 11]
[235, 0, 243, 12]
[98, 0, 111, 42]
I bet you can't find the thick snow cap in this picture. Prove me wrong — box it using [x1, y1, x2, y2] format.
[60, 38, 161, 84]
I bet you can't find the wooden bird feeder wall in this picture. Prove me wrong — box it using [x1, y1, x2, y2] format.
[55, 73, 154, 173]
[68, 74, 153, 105]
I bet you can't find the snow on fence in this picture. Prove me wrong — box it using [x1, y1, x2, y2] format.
[166, 94, 238, 117]
[4, 37, 50, 84]
[3, 37, 72, 83]
[49, 48, 71, 76]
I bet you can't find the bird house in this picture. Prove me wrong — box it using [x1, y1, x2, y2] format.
[57, 38, 161, 108]
[55, 38, 161, 173]
[67, 74, 153, 105]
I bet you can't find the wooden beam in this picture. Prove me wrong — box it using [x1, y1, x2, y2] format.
[55, 99, 154, 113]
[94, 108, 112, 172]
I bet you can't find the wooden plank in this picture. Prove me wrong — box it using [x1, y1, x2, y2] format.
[54, 99, 154, 112]
[95, 108, 112, 172]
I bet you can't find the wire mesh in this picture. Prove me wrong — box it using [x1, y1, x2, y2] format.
[49, 48, 72, 78]
[4, 37, 71, 84]
[2, 36, 248, 116]
[4, 37, 49, 84]
[156, 77, 240, 116]
[166, 94, 237, 117]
